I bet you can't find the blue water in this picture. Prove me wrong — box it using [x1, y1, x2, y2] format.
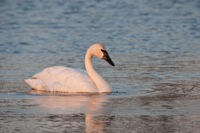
[1, 0, 200, 96]
[1, 0, 200, 132]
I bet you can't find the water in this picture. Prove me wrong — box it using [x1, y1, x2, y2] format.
[1, 0, 200, 132]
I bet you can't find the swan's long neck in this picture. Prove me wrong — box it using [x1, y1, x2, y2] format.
[85, 50, 111, 92]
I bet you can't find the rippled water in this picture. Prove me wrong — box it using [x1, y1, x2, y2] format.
[1, 0, 200, 132]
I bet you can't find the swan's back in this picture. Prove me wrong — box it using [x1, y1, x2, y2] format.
[25, 66, 97, 93]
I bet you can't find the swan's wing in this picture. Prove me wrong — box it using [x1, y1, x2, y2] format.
[32, 66, 89, 83]
[25, 66, 96, 92]
[32, 66, 67, 79]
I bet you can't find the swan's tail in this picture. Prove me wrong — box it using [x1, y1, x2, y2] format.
[24, 78, 45, 90]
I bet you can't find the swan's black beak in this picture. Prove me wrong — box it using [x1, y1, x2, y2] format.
[101, 49, 115, 66]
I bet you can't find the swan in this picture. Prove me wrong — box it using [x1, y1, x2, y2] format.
[24, 43, 115, 93]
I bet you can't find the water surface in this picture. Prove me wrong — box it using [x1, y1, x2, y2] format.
[1, 0, 200, 132]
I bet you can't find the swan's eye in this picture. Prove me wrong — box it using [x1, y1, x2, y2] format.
[101, 49, 115, 66]
[101, 49, 109, 59]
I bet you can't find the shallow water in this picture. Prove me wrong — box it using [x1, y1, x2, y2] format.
[1, 0, 200, 132]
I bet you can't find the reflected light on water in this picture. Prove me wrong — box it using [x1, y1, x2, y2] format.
[31, 92, 108, 133]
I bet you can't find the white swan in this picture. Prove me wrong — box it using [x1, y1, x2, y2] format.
[24, 43, 115, 93]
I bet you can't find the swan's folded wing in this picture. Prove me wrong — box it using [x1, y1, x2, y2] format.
[32, 66, 67, 79]
[26, 66, 96, 92]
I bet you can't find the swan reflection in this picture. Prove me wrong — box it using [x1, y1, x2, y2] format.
[85, 95, 107, 133]
[32, 92, 108, 133]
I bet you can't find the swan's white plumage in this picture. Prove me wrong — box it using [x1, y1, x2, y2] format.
[25, 43, 114, 93]
[25, 66, 96, 92]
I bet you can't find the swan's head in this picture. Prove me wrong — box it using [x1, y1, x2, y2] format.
[89, 43, 115, 66]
